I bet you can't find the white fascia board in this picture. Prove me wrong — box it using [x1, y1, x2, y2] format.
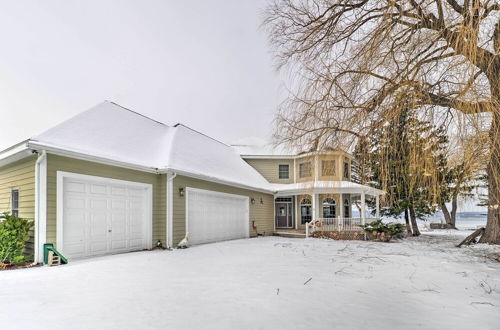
[0, 140, 30, 159]
[241, 155, 295, 159]
[27, 141, 159, 174]
[161, 167, 275, 194]
[241, 150, 353, 160]
[0, 141, 32, 167]
[274, 185, 385, 197]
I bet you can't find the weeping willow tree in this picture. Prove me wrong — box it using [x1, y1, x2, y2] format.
[356, 108, 449, 235]
[264, 0, 499, 244]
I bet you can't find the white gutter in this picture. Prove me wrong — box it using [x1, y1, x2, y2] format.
[166, 171, 177, 248]
[162, 168, 274, 194]
[33, 150, 47, 265]
[27, 141, 158, 174]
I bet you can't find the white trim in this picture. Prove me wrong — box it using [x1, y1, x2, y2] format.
[166, 172, 176, 248]
[28, 142, 159, 174]
[240, 150, 353, 160]
[293, 158, 296, 183]
[185, 187, 250, 244]
[314, 154, 319, 181]
[167, 168, 273, 194]
[56, 171, 153, 258]
[34, 151, 47, 264]
[292, 195, 296, 230]
[278, 163, 291, 180]
[0, 140, 29, 161]
[274, 186, 384, 197]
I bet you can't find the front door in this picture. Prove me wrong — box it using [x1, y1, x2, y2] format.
[275, 197, 294, 228]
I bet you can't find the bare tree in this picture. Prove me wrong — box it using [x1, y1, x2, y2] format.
[264, 0, 499, 244]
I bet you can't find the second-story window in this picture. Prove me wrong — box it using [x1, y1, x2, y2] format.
[343, 161, 350, 179]
[299, 162, 312, 178]
[278, 164, 289, 179]
[321, 160, 335, 176]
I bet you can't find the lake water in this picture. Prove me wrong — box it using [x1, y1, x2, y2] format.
[354, 211, 488, 230]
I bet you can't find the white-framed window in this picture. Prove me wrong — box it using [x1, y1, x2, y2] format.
[344, 198, 350, 218]
[11, 189, 19, 217]
[343, 161, 350, 179]
[300, 198, 312, 224]
[299, 162, 312, 178]
[322, 198, 336, 219]
[278, 164, 290, 179]
[321, 160, 335, 176]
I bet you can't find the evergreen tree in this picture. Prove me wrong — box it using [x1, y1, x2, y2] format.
[354, 108, 448, 236]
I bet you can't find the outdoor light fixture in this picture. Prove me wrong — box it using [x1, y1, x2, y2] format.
[179, 187, 184, 197]
[251, 198, 255, 204]
[260, 197, 263, 204]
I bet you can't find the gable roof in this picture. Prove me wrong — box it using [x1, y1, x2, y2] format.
[25, 101, 273, 192]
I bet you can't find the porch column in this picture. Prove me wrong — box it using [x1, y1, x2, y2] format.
[361, 191, 366, 225]
[294, 195, 298, 230]
[376, 195, 380, 219]
[311, 193, 317, 222]
[339, 193, 344, 219]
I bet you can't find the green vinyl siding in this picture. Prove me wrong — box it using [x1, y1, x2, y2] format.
[46, 154, 166, 248]
[172, 175, 274, 246]
[0, 155, 37, 256]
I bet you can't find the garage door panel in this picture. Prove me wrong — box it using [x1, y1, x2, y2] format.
[64, 211, 85, 241]
[187, 188, 249, 245]
[90, 184, 107, 195]
[111, 186, 126, 196]
[66, 181, 86, 193]
[61, 174, 151, 259]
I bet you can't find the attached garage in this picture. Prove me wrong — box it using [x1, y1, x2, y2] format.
[186, 188, 250, 245]
[57, 171, 152, 259]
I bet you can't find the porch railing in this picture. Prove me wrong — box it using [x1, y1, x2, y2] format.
[306, 217, 379, 237]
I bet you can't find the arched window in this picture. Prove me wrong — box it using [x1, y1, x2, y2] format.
[322, 198, 336, 219]
[300, 198, 312, 224]
[344, 198, 350, 218]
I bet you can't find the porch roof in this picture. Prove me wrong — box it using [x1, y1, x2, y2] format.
[271, 181, 384, 197]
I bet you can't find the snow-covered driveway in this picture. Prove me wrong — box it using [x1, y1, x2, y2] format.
[1, 233, 500, 330]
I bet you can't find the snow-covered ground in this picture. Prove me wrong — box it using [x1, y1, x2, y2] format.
[1, 232, 499, 330]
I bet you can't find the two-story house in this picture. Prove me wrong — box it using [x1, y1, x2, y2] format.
[0, 102, 383, 264]
[234, 143, 383, 234]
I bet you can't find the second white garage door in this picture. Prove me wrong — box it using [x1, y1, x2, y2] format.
[57, 172, 152, 260]
[186, 188, 250, 245]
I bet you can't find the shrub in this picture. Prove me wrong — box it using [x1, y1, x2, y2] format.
[0, 212, 34, 266]
[360, 219, 405, 242]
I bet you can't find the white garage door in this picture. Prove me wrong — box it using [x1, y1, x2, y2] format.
[58, 172, 152, 259]
[187, 188, 249, 245]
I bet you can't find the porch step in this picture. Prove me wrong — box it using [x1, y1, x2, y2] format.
[274, 231, 306, 239]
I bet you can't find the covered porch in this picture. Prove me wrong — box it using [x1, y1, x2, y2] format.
[272, 181, 384, 237]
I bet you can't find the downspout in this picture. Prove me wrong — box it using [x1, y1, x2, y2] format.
[33, 150, 47, 265]
[166, 171, 177, 249]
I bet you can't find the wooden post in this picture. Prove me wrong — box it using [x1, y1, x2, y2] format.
[376, 195, 380, 219]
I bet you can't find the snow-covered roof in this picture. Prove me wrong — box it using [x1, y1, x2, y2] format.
[2, 101, 381, 195]
[230, 137, 294, 157]
[28, 101, 273, 192]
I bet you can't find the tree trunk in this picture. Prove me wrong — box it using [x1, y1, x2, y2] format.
[441, 204, 452, 227]
[449, 193, 458, 229]
[408, 206, 420, 236]
[480, 110, 500, 244]
[404, 208, 412, 234]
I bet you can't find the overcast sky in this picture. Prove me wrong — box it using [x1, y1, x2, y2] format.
[0, 1, 486, 212]
[0, 0, 282, 150]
